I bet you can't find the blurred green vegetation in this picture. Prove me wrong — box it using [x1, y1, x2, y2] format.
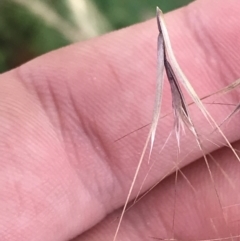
[0, 0, 193, 73]
[92, 0, 193, 29]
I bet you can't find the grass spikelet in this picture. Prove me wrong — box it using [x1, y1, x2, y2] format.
[156, 7, 240, 162]
[113, 7, 240, 241]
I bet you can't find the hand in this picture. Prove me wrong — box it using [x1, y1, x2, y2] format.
[1, 0, 240, 240]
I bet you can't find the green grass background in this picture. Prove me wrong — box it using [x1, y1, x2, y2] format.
[0, 0, 194, 73]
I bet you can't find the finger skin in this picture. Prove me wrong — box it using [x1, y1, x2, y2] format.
[0, 0, 240, 240]
[76, 141, 240, 241]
